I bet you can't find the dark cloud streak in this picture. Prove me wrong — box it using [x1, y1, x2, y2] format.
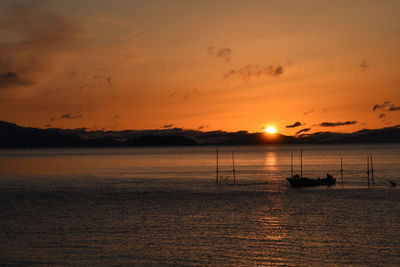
[286, 121, 302, 128]
[296, 128, 311, 134]
[0, 72, 33, 89]
[359, 60, 368, 70]
[61, 113, 83, 119]
[223, 64, 283, 82]
[388, 105, 400, 111]
[319, 121, 357, 127]
[372, 101, 390, 111]
[207, 46, 232, 62]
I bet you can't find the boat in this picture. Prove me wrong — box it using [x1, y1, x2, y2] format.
[287, 173, 336, 188]
[287, 150, 336, 188]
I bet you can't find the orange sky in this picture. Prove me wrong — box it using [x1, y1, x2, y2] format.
[1, 0, 400, 135]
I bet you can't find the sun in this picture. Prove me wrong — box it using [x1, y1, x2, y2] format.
[264, 126, 277, 134]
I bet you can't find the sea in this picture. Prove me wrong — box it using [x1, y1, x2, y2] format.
[0, 144, 399, 266]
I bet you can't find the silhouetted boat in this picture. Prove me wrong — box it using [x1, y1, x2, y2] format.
[287, 174, 336, 188]
[287, 150, 336, 188]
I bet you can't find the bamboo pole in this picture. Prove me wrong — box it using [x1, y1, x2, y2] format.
[370, 154, 374, 185]
[232, 151, 236, 183]
[300, 150, 303, 179]
[340, 157, 343, 183]
[367, 156, 370, 187]
[291, 152, 293, 178]
[216, 148, 219, 185]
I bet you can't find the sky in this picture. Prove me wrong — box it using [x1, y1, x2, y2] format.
[0, 0, 400, 135]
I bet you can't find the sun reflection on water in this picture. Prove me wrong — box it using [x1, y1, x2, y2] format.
[264, 152, 278, 171]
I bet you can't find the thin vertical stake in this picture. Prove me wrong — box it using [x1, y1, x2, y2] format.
[370, 154, 374, 185]
[291, 152, 293, 178]
[340, 157, 343, 183]
[216, 148, 219, 185]
[300, 150, 303, 179]
[367, 156, 370, 187]
[232, 151, 236, 183]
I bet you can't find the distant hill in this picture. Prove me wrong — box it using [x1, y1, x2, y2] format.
[0, 121, 118, 148]
[298, 126, 400, 144]
[1, 120, 400, 148]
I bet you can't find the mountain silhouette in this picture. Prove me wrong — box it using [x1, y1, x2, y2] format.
[1, 120, 400, 148]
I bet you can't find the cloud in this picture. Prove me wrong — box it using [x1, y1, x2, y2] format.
[359, 60, 368, 70]
[169, 89, 199, 100]
[372, 101, 400, 124]
[169, 91, 179, 98]
[296, 128, 311, 134]
[50, 112, 83, 121]
[61, 113, 83, 119]
[372, 101, 390, 111]
[0, 1, 80, 90]
[223, 64, 284, 82]
[303, 109, 314, 115]
[388, 104, 400, 111]
[0, 72, 33, 89]
[286, 121, 302, 128]
[93, 75, 112, 84]
[163, 124, 174, 129]
[207, 46, 232, 62]
[372, 101, 400, 122]
[184, 89, 199, 99]
[198, 125, 208, 130]
[319, 121, 357, 127]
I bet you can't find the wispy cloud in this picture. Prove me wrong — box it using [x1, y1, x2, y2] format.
[372, 101, 391, 111]
[319, 121, 357, 127]
[0, 1, 80, 90]
[372, 101, 400, 123]
[207, 46, 232, 62]
[169, 91, 179, 98]
[162, 124, 174, 129]
[198, 125, 208, 130]
[0, 72, 33, 89]
[372, 101, 400, 124]
[286, 121, 302, 128]
[50, 112, 83, 121]
[296, 128, 311, 134]
[388, 105, 400, 111]
[223, 64, 283, 82]
[169, 89, 200, 100]
[359, 60, 368, 70]
[61, 113, 83, 119]
[303, 109, 314, 115]
[184, 89, 199, 99]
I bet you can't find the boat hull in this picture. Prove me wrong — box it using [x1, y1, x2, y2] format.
[287, 177, 336, 188]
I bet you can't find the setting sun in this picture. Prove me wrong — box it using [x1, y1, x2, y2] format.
[264, 126, 278, 134]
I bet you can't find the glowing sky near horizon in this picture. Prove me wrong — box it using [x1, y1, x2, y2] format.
[0, 0, 400, 134]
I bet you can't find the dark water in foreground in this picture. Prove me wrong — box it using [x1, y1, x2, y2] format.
[0, 144, 399, 266]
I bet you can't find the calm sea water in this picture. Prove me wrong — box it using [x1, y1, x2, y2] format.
[0, 144, 399, 266]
